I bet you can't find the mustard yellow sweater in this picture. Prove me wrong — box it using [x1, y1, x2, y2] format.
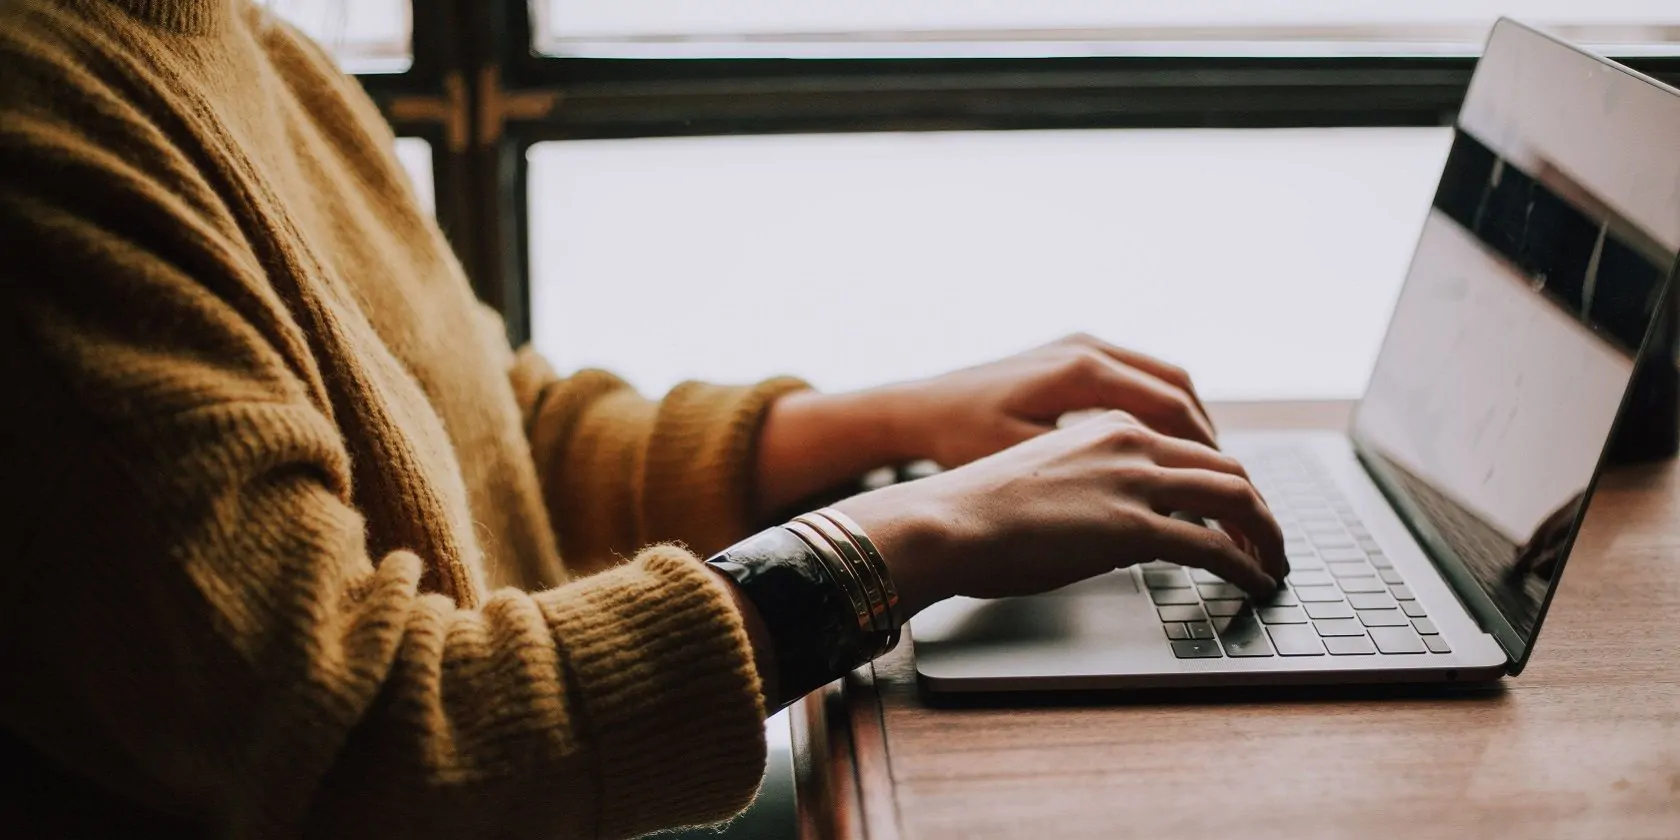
[0, 1, 807, 837]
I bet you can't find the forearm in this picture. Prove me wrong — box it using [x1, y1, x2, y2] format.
[513, 346, 810, 561]
[754, 387, 920, 519]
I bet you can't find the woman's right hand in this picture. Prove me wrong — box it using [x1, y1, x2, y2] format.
[831, 410, 1289, 618]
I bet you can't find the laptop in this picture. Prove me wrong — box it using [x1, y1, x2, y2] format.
[912, 18, 1680, 694]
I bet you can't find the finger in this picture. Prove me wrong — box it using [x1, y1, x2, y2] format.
[1145, 513, 1278, 595]
[1144, 469, 1288, 581]
[1143, 434, 1279, 523]
[1138, 431, 1253, 485]
[1065, 334, 1214, 432]
[1082, 356, 1218, 448]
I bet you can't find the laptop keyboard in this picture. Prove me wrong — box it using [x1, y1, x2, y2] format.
[1145, 445, 1451, 659]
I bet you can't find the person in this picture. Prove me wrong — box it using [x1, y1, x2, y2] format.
[0, 2, 1288, 838]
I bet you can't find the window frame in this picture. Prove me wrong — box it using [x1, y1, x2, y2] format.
[355, 1, 1680, 345]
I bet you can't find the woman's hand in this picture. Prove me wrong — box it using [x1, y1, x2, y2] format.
[831, 410, 1287, 618]
[754, 333, 1216, 518]
[882, 333, 1216, 468]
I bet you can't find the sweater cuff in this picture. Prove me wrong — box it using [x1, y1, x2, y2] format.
[536, 545, 768, 837]
[640, 377, 810, 557]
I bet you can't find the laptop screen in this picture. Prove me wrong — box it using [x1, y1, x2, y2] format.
[1349, 20, 1680, 669]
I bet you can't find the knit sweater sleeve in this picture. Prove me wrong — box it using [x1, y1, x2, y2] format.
[503, 337, 808, 571]
[0, 98, 766, 840]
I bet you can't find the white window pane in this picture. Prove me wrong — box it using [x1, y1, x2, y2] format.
[537, 0, 1680, 56]
[528, 128, 1453, 401]
[392, 137, 434, 216]
[269, 0, 412, 73]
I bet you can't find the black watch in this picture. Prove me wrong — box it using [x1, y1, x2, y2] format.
[705, 526, 878, 709]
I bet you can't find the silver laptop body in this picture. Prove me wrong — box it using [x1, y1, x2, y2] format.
[913, 19, 1680, 694]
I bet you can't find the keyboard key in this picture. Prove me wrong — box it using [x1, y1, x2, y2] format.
[1144, 569, 1190, 589]
[1164, 623, 1191, 640]
[1369, 626, 1427, 654]
[1185, 621, 1215, 640]
[1151, 588, 1201, 606]
[1423, 635, 1452, 654]
[1400, 601, 1428, 618]
[1304, 601, 1355, 619]
[1339, 578, 1388, 594]
[1319, 548, 1366, 563]
[1347, 592, 1396, 610]
[1357, 539, 1383, 553]
[1217, 615, 1274, 657]
[1222, 635, 1275, 657]
[1357, 609, 1411, 627]
[1267, 624, 1327, 656]
[1325, 635, 1377, 655]
[1294, 586, 1344, 602]
[1314, 535, 1356, 548]
[1285, 556, 1324, 571]
[1313, 618, 1367, 637]
[1188, 569, 1225, 585]
[1157, 605, 1208, 623]
[1258, 606, 1308, 624]
[1378, 569, 1407, 585]
[1347, 526, 1372, 539]
[1204, 599, 1244, 617]
[1328, 563, 1376, 579]
[1198, 582, 1247, 600]
[1141, 560, 1177, 570]
[1257, 588, 1300, 607]
[1305, 521, 1344, 536]
[1413, 618, 1439, 635]
[1286, 570, 1333, 587]
[1391, 585, 1416, 600]
[1171, 639, 1224, 659]
[1368, 553, 1394, 568]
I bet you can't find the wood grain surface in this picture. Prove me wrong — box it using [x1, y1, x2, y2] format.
[794, 401, 1680, 840]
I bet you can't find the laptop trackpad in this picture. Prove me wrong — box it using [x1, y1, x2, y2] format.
[911, 570, 1163, 675]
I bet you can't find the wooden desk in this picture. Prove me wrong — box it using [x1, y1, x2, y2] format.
[791, 401, 1680, 840]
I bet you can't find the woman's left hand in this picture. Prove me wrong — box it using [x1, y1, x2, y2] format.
[880, 333, 1216, 469]
[756, 334, 1216, 517]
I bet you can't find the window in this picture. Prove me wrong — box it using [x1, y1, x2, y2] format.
[493, 3, 1680, 397]
[529, 127, 1450, 399]
[296, 2, 1676, 398]
[536, 0, 1680, 57]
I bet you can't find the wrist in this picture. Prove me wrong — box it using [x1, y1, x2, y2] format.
[756, 388, 922, 519]
[808, 385, 926, 467]
[857, 381, 933, 465]
[831, 484, 955, 619]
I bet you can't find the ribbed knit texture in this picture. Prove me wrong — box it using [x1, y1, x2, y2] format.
[0, 1, 806, 837]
